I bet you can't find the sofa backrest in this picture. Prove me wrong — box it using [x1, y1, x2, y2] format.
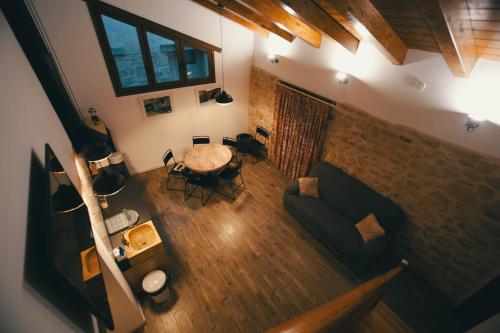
[309, 162, 405, 233]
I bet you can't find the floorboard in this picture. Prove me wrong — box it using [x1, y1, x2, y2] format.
[135, 156, 463, 333]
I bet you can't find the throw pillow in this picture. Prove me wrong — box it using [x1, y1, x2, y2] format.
[355, 213, 386, 243]
[298, 177, 319, 198]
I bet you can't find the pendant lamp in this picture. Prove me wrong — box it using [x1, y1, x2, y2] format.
[215, 4, 233, 106]
[92, 169, 126, 196]
[84, 142, 126, 196]
[52, 184, 85, 213]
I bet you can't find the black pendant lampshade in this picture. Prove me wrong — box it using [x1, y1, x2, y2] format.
[92, 169, 126, 196]
[84, 142, 112, 162]
[52, 184, 84, 213]
[216, 90, 233, 105]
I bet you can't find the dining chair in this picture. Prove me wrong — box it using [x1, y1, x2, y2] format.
[217, 159, 245, 201]
[192, 136, 210, 146]
[247, 125, 270, 164]
[222, 136, 239, 163]
[183, 169, 218, 206]
[162, 149, 185, 191]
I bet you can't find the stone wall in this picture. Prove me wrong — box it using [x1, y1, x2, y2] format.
[248, 65, 500, 303]
[248, 66, 278, 134]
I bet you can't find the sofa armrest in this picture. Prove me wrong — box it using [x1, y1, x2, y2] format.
[285, 182, 299, 196]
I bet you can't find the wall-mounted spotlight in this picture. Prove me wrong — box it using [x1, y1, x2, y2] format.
[465, 115, 483, 132]
[268, 54, 279, 64]
[335, 71, 348, 85]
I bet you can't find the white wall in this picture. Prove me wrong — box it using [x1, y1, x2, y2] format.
[32, 0, 254, 174]
[0, 10, 84, 333]
[254, 34, 500, 158]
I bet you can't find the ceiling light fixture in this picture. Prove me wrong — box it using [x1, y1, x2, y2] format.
[335, 71, 348, 85]
[268, 54, 279, 64]
[215, 3, 233, 106]
[465, 115, 483, 132]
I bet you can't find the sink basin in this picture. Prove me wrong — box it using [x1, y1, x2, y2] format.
[123, 220, 162, 263]
[81, 246, 101, 282]
[128, 223, 156, 251]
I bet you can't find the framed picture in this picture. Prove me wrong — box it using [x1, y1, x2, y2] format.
[139, 93, 173, 118]
[197, 87, 221, 106]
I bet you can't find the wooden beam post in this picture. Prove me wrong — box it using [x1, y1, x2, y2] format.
[239, 0, 323, 48]
[276, 0, 360, 54]
[314, 0, 408, 65]
[190, 0, 269, 38]
[416, 0, 478, 77]
[215, 0, 295, 43]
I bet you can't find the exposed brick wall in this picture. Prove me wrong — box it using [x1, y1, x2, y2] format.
[249, 65, 500, 303]
[248, 66, 278, 134]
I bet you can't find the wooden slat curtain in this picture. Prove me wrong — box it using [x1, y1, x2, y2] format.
[270, 84, 332, 180]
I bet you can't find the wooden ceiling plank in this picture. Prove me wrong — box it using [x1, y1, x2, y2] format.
[474, 30, 500, 39]
[416, 0, 477, 77]
[379, 8, 425, 19]
[275, 0, 360, 53]
[469, 9, 500, 20]
[467, 0, 500, 10]
[191, 0, 269, 37]
[215, 0, 295, 42]
[481, 53, 500, 60]
[238, 0, 322, 48]
[476, 46, 500, 55]
[387, 17, 430, 27]
[475, 38, 500, 48]
[472, 21, 500, 32]
[393, 25, 434, 35]
[314, 0, 408, 64]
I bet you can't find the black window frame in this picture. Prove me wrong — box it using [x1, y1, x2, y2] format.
[87, 0, 220, 97]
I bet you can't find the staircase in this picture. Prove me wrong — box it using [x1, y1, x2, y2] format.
[267, 261, 413, 333]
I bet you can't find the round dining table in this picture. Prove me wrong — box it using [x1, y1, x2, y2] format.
[184, 143, 232, 173]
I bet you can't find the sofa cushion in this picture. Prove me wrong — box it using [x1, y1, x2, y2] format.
[283, 194, 364, 259]
[355, 213, 386, 243]
[298, 177, 319, 197]
[309, 162, 405, 234]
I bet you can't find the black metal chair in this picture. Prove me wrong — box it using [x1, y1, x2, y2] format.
[183, 169, 218, 206]
[247, 125, 270, 164]
[217, 159, 245, 201]
[192, 136, 210, 146]
[163, 149, 185, 191]
[222, 136, 239, 163]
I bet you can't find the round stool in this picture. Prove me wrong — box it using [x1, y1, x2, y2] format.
[142, 270, 169, 304]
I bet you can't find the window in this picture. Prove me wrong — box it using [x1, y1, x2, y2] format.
[88, 1, 219, 96]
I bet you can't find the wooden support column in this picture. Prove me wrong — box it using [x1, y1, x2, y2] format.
[416, 0, 477, 77]
[314, 0, 408, 64]
[276, 0, 360, 54]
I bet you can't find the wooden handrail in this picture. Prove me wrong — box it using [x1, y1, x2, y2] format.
[267, 261, 407, 333]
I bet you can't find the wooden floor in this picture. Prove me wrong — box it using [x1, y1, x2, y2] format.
[135, 157, 407, 332]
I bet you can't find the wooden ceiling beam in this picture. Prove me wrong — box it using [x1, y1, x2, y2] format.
[275, 0, 360, 54]
[314, 0, 408, 65]
[416, 0, 477, 78]
[238, 0, 323, 48]
[215, 0, 295, 42]
[190, 0, 269, 38]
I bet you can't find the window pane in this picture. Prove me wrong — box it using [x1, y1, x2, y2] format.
[146, 32, 180, 83]
[183, 44, 209, 80]
[101, 15, 148, 88]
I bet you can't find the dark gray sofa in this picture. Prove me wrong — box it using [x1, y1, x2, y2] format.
[284, 161, 405, 273]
